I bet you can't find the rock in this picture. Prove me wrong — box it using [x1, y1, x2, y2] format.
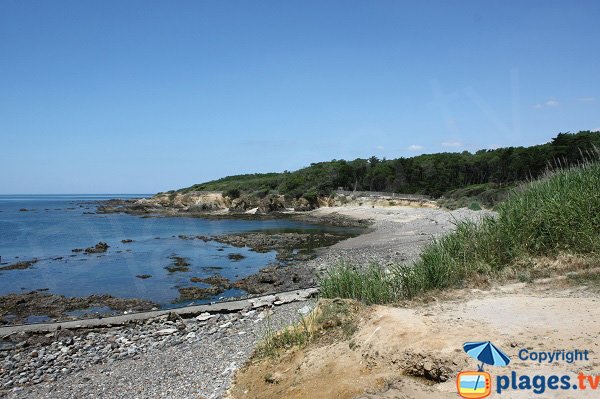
[298, 305, 312, 315]
[249, 295, 277, 308]
[155, 328, 178, 336]
[0, 342, 16, 352]
[165, 255, 191, 273]
[229, 196, 256, 212]
[227, 253, 246, 261]
[257, 195, 286, 214]
[196, 313, 216, 322]
[176, 286, 223, 302]
[293, 197, 315, 212]
[84, 242, 109, 254]
[0, 259, 38, 271]
[190, 275, 231, 288]
[265, 372, 283, 384]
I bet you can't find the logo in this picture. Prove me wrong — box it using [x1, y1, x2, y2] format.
[457, 341, 511, 399]
[457, 371, 492, 399]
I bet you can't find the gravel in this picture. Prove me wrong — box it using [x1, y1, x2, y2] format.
[307, 207, 494, 270]
[1, 301, 313, 399]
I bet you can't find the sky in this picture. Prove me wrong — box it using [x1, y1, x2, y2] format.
[1, 1, 599, 194]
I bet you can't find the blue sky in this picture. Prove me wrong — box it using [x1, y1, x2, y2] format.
[1, 1, 599, 194]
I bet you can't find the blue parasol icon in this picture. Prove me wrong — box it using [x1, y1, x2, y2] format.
[463, 341, 510, 393]
[463, 341, 511, 370]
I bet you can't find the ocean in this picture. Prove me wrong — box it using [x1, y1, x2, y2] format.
[0, 194, 347, 310]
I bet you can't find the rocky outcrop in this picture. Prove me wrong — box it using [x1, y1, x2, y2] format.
[96, 190, 437, 218]
[293, 197, 314, 212]
[256, 195, 286, 213]
[0, 291, 156, 325]
[229, 196, 257, 212]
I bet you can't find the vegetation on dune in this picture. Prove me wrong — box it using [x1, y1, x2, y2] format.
[256, 299, 359, 358]
[176, 131, 600, 202]
[321, 159, 600, 301]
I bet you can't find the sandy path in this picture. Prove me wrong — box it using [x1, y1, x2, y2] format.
[230, 282, 600, 399]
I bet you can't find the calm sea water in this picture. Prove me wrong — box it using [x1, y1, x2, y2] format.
[0, 195, 348, 308]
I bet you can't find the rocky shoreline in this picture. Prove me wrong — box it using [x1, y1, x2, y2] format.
[0, 292, 157, 326]
[0, 292, 316, 398]
[94, 191, 428, 226]
[0, 223, 365, 327]
[0, 204, 490, 398]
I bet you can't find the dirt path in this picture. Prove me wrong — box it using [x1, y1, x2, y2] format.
[229, 280, 600, 398]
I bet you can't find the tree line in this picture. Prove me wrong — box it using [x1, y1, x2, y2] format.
[180, 131, 600, 199]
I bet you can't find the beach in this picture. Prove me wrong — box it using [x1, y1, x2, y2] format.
[0, 204, 488, 398]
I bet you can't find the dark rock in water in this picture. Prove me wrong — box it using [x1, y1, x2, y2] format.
[190, 275, 231, 288]
[72, 248, 83, 253]
[84, 242, 109, 254]
[228, 253, 246, 261]
[176, 286, 223, 302]
[207, 231, 351, 255]
[136, 274, 152, 279]
[19, 208, 29, 212]
[233, 264, 314, 294]
[0, 259, 38, 271]
[121, 239, 134, 243]
[0, 291, 157, 325]
[165, 255, 191, 273]
[165, 264, 190, 273]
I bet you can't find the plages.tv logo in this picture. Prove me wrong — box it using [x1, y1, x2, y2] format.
[456, 341, 511, 399]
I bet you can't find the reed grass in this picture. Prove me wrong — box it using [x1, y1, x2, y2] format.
[321, 160, 600, 301]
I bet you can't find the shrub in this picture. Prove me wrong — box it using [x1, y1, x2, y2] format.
[223, 188, 241, 199]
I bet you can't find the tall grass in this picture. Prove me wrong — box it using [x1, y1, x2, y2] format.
[400, 161, 600, 297]
[321, 161, 600, 301]
[319, 263, 398, 304]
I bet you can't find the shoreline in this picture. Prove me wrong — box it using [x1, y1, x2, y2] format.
[0, 204, 489, 398]
[0, 195, 373, 326]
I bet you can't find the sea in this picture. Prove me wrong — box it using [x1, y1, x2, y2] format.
[0, 194, 349, 312]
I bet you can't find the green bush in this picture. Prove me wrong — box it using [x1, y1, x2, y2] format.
[223, 188, 241, 199]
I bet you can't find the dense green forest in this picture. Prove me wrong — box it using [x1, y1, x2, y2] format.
[178, 131, 600, 200]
